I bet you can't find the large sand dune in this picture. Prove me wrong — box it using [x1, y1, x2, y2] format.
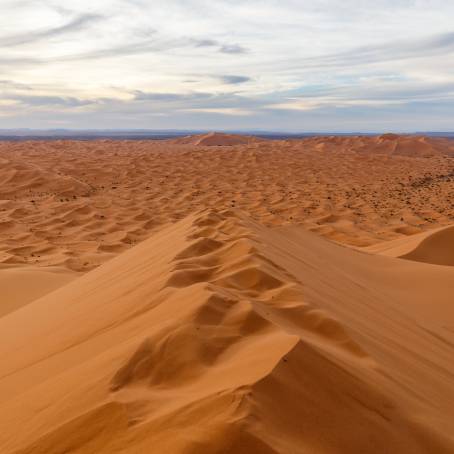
[0, 209, 453, 452]
[399, 225, 454, 266]
[0, 134, 453, 453]
[170, 132, 263, 146]
[366, 224, 454, 266]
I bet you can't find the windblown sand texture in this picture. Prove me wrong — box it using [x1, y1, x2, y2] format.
[0, 133, 453, 271]
[0, 133, 453, 453]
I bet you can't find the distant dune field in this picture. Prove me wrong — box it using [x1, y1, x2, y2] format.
[0, 133, 452, 271]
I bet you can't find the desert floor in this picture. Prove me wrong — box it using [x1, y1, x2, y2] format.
[0, 133, 453, 453]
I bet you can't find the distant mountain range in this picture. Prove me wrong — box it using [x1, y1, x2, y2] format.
[0, 129, 453, 141]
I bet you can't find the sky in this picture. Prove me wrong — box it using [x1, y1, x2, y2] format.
[1, 0, 454, 132]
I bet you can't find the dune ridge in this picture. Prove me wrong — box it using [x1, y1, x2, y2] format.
[365, 224, 454, 266]
[170, 132, 263, 146]
[399, 225, 454, 266]
[0, 209, 453, 453]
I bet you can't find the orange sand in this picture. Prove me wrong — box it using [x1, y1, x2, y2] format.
[0, 133, 453, 453]
[0, 133, 452, 271]
[0, 265, 76, 316]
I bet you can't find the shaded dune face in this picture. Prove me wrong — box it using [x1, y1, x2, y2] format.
[0, 209, 453, 453]
[364, 223, 454, 266]
[400, 225, 454, 266]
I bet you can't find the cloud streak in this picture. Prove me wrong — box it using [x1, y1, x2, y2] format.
[0, 13, 102, 48]
[9, 94, 96, 107]
[288, 31, 454, 71]
[218, 75, 251, 85]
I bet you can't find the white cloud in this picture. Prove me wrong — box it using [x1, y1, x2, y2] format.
[182, 107, 254, 116]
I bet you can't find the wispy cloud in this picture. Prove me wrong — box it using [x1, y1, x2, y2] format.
[0, 79, 33, 90]
[219, 44, 248, 54]
[288, 31, 454, 71]
[0, 13, 102, 48]
[218, 75, 251, 85]
[192, 38, 219, 48]
[9, 94, 96, 107]
[265, 78, 454, 111]
[182, 107, 253, 116]
[132, 91, 212, 102]
[191, 38, 248, 54]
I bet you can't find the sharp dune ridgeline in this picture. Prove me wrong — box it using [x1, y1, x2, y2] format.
[0, 133, 453, 453]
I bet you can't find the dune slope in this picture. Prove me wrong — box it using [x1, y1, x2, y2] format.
[0, 210, 453, 453]
[0, 266, 77, 317]
[365, 224, 454, 266]
[400, 225, 454, 266]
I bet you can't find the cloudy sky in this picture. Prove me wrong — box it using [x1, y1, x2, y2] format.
[2, 0, 454, 131]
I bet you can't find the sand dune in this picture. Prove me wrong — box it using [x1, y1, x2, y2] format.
[0, 134, 453, 452]
[0, 155, 90, 198]
[400, 225, 454, 265]
[367, 224, 454, 266]
[0, 265, 76, 317]
[0, 134, 452, 271]
[0, 209, 453, 453]
[306, 134, 454, 157]
[170, 132, 263, 146]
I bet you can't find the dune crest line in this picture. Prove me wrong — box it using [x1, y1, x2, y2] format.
[0, 207, 453, 453]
